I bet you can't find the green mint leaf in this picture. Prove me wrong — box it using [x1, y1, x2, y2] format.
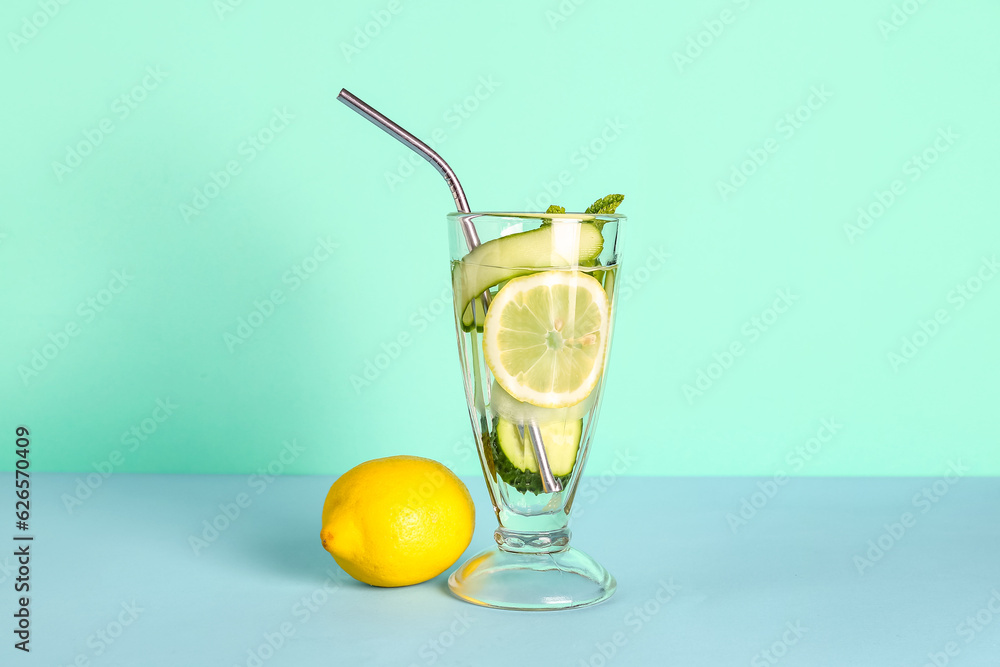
[585, 194, 624, 215]
[540, 204, 565, 225]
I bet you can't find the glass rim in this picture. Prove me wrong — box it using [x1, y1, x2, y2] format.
[447, 211, 624, 221]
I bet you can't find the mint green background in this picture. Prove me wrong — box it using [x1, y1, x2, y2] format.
[2, 1, 998, 476]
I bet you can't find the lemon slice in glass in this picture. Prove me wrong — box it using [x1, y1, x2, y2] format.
[483, 270, 609, 409]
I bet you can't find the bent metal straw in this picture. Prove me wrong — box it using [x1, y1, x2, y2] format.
[337, 89, 562, 493]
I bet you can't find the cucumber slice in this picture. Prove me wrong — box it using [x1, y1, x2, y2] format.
[595, 264, 616, 295]
[454, 222, 604, 329]
[461, 294, 488, 331]
[491, 418, 582, 494]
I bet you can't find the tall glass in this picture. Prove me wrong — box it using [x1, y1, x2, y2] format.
[446, 212, 624, 610]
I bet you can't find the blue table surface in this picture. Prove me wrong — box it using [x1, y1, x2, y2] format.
[2, 473, 999, 666]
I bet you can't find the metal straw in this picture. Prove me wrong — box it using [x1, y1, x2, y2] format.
[525, 422, 559, 492]
[337, 89, 561, 493]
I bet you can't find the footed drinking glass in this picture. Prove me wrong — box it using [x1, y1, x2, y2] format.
[446, 212, 624, 611]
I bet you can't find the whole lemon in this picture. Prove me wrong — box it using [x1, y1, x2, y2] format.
[320, 456, 475, 587]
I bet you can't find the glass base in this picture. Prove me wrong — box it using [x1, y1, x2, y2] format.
[447, 546, 616, 611]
